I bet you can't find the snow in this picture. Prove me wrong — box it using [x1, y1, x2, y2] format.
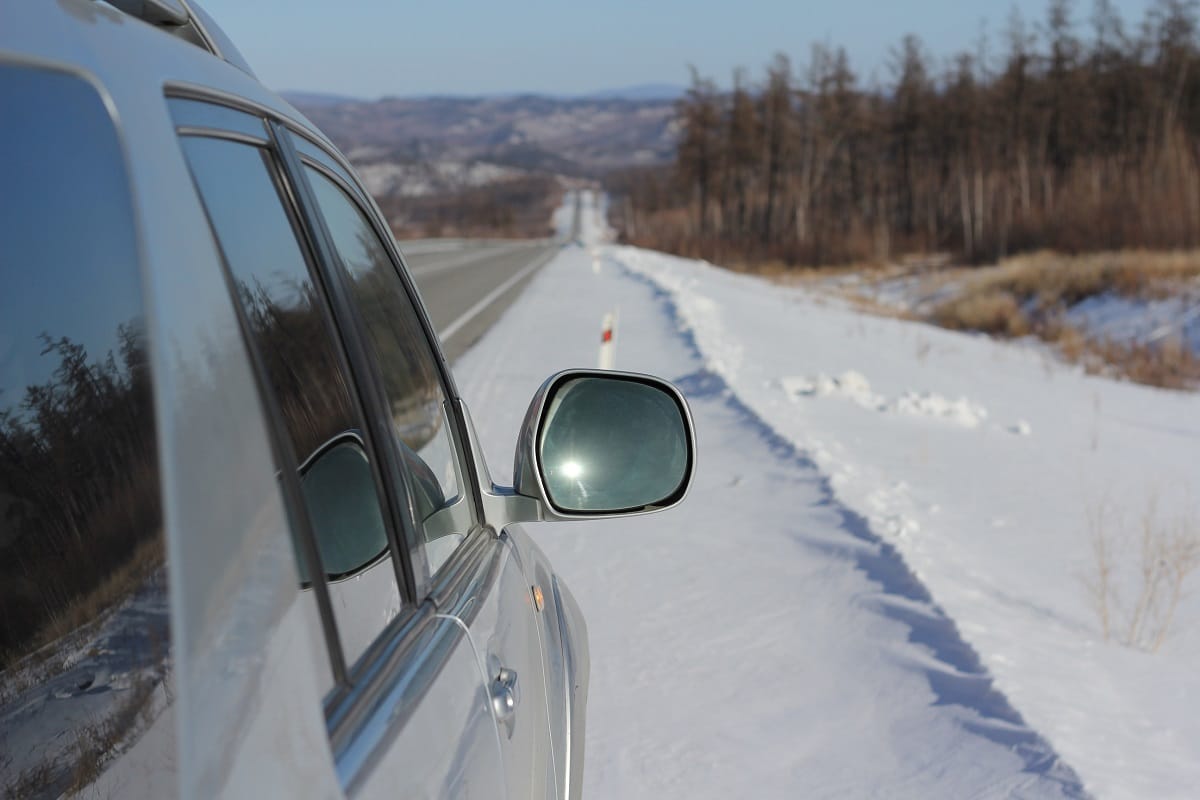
[1066, 290, 1200, 354]
[0, 573, 172, 797]
[454, 190, 1200, 799]
[779, 372, 990, 428]
[354, 159, 524, 198]
[447, 192, 1172, 798]
[608, 243, 1200, 800]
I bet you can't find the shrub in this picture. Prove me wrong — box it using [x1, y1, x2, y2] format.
[931, 290, 1030, 337]
[1085, 496, 1200, 652]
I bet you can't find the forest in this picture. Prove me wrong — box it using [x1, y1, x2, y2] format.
[608, 0, 1200, 269]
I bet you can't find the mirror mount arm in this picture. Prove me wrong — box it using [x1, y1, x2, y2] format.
[480, 484, 547, 527]
[455, 399, 552, 529]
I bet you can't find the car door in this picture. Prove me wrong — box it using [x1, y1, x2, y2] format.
[285, 130, 558, 800]
[460, 534, 560, 799]
[171, 96, 508, 798]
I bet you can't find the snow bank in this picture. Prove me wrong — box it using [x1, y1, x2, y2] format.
[605, 242, 1200, 800]
[455, 196, 1086, 797]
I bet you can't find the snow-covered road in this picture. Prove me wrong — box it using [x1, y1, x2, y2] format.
[447, 192, 1168, 798]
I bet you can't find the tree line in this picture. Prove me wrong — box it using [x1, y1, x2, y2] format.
[0, 326, 160, 666]
[608, 0, 1200, 267]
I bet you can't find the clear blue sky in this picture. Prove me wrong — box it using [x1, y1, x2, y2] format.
[203, 0, 1159, 98]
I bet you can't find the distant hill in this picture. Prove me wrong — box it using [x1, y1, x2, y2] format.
[287, 91, 680, 237]
[580, 83, 685, 101]
[290, 93, 679, 180]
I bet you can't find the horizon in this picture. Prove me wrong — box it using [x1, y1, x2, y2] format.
[203, 0, 1159, 99]
[282, 82, 689, 104]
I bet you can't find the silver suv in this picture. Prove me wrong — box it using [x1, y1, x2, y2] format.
[0, 3, 695, 798]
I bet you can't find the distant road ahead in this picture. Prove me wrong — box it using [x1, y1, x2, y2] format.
[400, 239, 558, 363]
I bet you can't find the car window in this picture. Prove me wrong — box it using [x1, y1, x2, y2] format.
[178, 135, 403, 669]
[0, 64, 173, 798]
[302, 164, 474, 577]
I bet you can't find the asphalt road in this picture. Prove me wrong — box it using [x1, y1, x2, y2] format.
[400, 238, 560, 363]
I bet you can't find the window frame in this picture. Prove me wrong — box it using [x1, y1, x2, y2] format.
[281, 127, 488, 592]
[165, 90, 500, 765]
[169, 98, 419, 695]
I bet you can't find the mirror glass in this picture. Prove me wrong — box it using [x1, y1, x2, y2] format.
[299, 437, 390, 580]
[538, 377, 690, 513]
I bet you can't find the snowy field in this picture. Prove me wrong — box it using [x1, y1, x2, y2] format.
[453, 192, 1199, 799]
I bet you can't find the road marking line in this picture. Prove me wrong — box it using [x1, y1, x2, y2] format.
[439, 247, 558, 343]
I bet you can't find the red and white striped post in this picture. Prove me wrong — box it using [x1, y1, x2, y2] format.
[598, 310, 617, 370]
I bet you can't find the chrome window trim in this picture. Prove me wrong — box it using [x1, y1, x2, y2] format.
[168, 96, 268, 140]
[173, 126, 267, 145]
[269, 120, 427, 603]
[424, 525, 496, 622]
[326, 527, 499, 790]
[175, 130, 350, 687]
[293, 137, 367, 205]
[552, 577, 584, 800]
[329, 605, 454, 792]
[284, 134, 489, 595]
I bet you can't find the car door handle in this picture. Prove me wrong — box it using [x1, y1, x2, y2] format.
[491, 667, 519, 724]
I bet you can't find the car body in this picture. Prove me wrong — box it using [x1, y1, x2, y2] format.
[0, 3, 695, 798]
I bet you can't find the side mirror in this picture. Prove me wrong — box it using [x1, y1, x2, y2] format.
[513, 370, 695, 518]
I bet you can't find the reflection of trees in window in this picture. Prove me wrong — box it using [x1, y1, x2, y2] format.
[346, 227, 443, 452]
[0, 322, 160, 669]
[304, 166, 448, 455]
[234, 276, 358, 462]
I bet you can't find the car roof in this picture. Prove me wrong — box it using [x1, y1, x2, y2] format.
[0, 0, 329, 151]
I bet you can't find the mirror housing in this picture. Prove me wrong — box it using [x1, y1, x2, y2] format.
[512, 369, 695, 519]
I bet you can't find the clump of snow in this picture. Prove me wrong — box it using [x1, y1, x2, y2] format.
[782, 371, 878, 407]
[782, 370, 885, 409]
[783, 373, 988, 427]
[892, 390, 988, 427]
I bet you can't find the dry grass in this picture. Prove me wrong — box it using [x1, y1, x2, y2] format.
[65, 677, 158, 796]
[1086, 496, 1200, 652]
[1, 534, 164, 676]
[3, 762, 53, 800]
[1087, 334, 1200, 390]
[932, 290, 1031, 337]
[921, 249, 1200, 389]
[1, 677, 161, 799]
[946, 248, 1200, 309]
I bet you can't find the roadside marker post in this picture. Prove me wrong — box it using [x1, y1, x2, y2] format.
[598, 310, 618, 370]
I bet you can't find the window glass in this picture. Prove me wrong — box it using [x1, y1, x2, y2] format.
[0, 65, 173, 798]
[303, 166, 470, 575]
[179, 135, 402, 667]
